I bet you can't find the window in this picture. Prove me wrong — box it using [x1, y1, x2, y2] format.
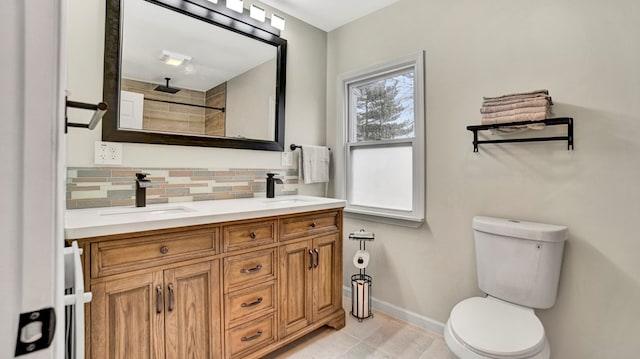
[337, 52, 425, 227]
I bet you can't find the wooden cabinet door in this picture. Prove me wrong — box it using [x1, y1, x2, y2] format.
[164, 260, 222, 359]
[312, 233, 342, 322]
[91, 271, 165, 359]
[279, 240, 313, 337]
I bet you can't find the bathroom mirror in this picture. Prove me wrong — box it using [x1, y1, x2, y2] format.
[103, 0, 287, 151]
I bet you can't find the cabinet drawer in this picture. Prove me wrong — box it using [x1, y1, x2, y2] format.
[91, 229, 217, 277]
[225, 281, 276, 328]
[226, 313, 276, 358]
[224, 248, 276, 292]
[223, 220, 276, 252]
[280, 211, 339, 241]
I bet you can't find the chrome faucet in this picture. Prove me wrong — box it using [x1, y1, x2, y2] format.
[135, 173, 152, 207]
[266, 173, 283, 198]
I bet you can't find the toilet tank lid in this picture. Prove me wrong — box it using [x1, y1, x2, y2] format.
[473, 216, 568, 242]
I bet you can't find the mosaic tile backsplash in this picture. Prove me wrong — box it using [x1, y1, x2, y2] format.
[67, 167, 298, 209]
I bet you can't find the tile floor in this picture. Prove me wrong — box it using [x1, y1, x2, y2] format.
[264, 298, 454, 359]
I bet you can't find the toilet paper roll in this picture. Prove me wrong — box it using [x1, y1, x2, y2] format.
[352, 279, 369, 318]
[353, 250, 370, 269]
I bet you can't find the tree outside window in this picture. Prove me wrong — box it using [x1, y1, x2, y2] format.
[352, 71, 414, 142]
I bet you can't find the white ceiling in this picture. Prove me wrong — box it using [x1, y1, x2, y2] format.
[260, 0, 402, 32]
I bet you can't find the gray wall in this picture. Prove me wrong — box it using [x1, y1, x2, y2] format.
[226, 59, 276, 140]
[327, 0, 640, 357]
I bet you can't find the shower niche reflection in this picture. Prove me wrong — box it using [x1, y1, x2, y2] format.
[120, 78, 228, 137]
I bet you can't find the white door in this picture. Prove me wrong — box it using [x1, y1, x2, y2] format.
[0, 0, 65, 358]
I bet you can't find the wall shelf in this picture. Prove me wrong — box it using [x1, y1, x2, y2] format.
[466, 117, 574, 152]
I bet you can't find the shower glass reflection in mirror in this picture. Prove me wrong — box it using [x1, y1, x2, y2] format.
[119, 0, 278, 141]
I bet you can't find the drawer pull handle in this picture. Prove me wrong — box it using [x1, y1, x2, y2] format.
[241, 297, 264, 308]
[310, 222, 317, 228]
[314, 248, 320, 268]
[240, 264, 263, 274]
[167, 283, 175, 312]
[160, 246, 169, 254]
[241, 330, 263, 342]
[156, 285, 163, 314]
[249, 232, 257, 240]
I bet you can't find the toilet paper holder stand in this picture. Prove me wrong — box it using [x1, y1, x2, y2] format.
[349, 230, 374, 322]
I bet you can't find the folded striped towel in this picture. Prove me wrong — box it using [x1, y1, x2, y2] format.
[481, 105, 549, 119]
[482, 89, 549, 101]
[482, 94, 550, 107]
[481, 99, 550, 114]
[480, 89, 553, 132]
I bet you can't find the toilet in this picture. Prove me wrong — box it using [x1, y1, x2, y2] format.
[445, 216, 568, 359]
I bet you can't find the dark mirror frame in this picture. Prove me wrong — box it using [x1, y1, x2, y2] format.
[102, 0, 287, 151]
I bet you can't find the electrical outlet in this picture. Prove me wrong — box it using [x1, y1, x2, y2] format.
[94, 141, 123, 165]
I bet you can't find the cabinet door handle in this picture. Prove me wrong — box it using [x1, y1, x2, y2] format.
[308, 250, 314, 269]
[240, 297, 263, 308]
[241, 330, 263, 342]
[240, 264, 263, 274]
[160, 246, 169, 254]
[314, 248, 319, 268]
[156, 285, 163, 314]
[310, 222, 317, 228]
[167, 283, 175, 312]
[249, 232, 257, 240]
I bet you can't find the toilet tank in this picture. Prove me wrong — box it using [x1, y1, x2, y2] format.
[473, 216, 568, 309]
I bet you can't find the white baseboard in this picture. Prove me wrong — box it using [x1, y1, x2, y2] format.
[343, 286, 445, 335]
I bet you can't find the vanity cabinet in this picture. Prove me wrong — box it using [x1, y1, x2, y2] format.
[278, 211, 343, 339]
[90, 259, 222, 359]
[279, 211, 340, 241]
[90, 227, 218, 277]
[279, 232, 342, 338]
[75, 208, 344, 359]
[90, 270, 164, 359]
[223, 247, 278, 358]
[84, 225, 222, 359]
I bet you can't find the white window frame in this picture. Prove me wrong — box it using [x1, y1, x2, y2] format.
[336, 52, 425, 227]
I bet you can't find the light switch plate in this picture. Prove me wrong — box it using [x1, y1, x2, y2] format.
[281, 152, 293, 167]
[94, 141, 123, 165]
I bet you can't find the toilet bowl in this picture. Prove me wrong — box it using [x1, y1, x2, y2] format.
[444, 297, 550, 359]
[444, 217, 568, 359]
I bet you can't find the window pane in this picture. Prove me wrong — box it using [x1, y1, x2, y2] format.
[350, 70, 414, 142]
[349, 145, 413, 211]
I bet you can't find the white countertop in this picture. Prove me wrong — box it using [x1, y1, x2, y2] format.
[65, 195, 346, 239]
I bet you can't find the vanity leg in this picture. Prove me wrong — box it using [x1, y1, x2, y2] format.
[325, 309, 346, 330]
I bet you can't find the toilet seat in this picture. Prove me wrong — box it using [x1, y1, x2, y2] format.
[448, 297, 546, 358]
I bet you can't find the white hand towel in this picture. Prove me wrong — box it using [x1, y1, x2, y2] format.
[298, 145, 330, 184]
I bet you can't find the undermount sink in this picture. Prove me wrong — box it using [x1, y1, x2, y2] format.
[99, 206, 196, 216]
